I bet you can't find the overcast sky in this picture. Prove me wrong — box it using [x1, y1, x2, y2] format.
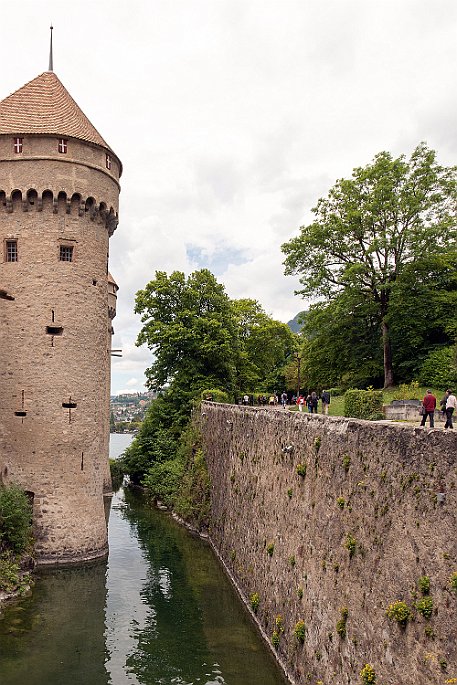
[2, 1, 456, 394]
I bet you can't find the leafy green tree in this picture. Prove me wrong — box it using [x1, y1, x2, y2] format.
[232, 298, 297, 391]
[294, 253, 457, 389]
[135, 269, 238, 396]
[388, 253, 457, 380]
[283, 144, 457, 387]
[417, 347, 457, 388]
[124, 269, 299, 495]
[298, 290, 384, 390]
[125, 269, 238, 486]
[121, 395, 180, 484]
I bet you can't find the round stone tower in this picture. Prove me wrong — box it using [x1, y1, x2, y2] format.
[0, 70, 122, 564]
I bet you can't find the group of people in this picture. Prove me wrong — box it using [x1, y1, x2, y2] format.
[242, 391, 331, 413]
[295, 390, 331, 414]
[420, 388, 457, 429]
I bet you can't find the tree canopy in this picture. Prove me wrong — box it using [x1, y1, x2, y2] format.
[282, 143, 457, 387]
[124, 269, 297, 486]
[136, 269, 238, 396]
[232, 298, 297, 392]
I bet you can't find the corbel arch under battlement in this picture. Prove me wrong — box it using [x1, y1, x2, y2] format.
[0, 187, 119, 232]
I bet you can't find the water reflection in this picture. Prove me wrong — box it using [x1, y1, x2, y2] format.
[0, 562, 109, 685]
[107, 488, 286, 685]
[0, 488, 286, 685]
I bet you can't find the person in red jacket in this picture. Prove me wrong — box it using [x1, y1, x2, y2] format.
[420, 389, 437, 428]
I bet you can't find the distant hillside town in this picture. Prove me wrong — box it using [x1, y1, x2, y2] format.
[110, 392, 156, 432]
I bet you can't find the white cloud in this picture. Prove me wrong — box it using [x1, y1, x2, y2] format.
[2, 1, 456, 393]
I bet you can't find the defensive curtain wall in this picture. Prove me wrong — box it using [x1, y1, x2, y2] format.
[201, 403, 456, 685]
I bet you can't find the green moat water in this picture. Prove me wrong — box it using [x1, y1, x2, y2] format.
[0, 488, 286, 685]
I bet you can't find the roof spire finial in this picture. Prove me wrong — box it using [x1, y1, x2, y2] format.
[48, 24, 54, 72]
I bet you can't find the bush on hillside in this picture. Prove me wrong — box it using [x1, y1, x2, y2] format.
[0, 484, 33, 554]
[392, 381, 422, 400]
[0, 554, 22, 592]
[109, 459, 124, 492]
[142, 459, 184, 508]
[201, 388, 231, 403]
[417, 347, 457, 389]
[344, 389, 384, 420]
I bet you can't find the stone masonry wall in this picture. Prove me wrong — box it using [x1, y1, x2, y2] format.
[202, 403, 457, 685]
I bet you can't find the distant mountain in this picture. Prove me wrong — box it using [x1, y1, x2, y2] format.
[287, 311, 307, 333]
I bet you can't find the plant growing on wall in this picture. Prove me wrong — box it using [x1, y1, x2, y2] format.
[270, 615, 285, 650]
[418, 575, 431, 595]
[342, 454, 351, 472]
[266, 542, 275, 557]
[450, 572, 457, 593]
[296, 463, 307, 477]
[344, 533, 357, 558]
[294, 620, 306, 643]
[360, 663, 376, 684]
[386, 600, 412, 626]
[336, 607, 349, 638]
[337, 496, 346, 509]
[272, 630, 280, 649]
[439, 657, 448, 671]
[250, 592, 260, 613]
[416, 596, 433, 619]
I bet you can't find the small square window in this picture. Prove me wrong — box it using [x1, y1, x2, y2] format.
[106, 154, 112, 170]
[59, 245, 73, 262]
[58, 138, 68, 154]
[6, 240, 18, 262]
[13, 137, 23, 154]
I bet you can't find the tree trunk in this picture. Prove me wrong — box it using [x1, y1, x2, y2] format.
[382, 319, 394, 388]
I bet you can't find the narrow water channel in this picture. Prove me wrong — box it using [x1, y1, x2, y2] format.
[0, 468, 287, 684]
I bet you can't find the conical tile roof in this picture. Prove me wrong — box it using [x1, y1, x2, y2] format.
[0, 71, 113, 152]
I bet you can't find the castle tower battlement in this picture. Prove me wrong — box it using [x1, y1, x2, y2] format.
[0, 70, 121, 565]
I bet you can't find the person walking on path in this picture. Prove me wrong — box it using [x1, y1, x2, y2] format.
[420, 389, 436, 428]
[297, 395, 305, 412]
[440, 390, 450, 418]
[281, 391, 288, 408]
[321, 389, 331, 415]
[310, 391, 318, 413]
[445, 390, 457, 429]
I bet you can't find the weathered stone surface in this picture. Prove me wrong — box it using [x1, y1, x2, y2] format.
[0, 124, 119, 564]
[202, 403, 457, 685]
